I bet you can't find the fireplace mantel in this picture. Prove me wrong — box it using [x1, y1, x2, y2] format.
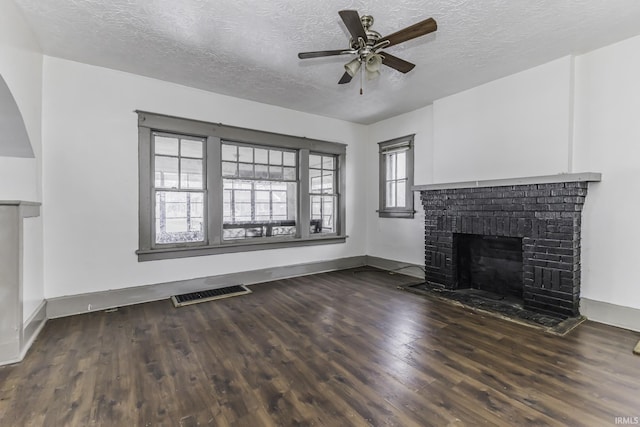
[412, 172, 601, 192]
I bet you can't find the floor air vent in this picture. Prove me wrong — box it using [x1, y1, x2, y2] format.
[171, 285, 251, 307]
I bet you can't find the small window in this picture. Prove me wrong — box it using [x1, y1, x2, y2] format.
[378, 135, 415, 218]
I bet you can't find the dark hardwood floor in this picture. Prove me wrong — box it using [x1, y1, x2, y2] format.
[1, 268, 639, 426]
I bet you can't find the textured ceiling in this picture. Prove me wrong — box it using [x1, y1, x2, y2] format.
[13, 0, 640, 124]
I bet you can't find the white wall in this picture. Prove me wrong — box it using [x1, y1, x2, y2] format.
[432, 57, 574, 183]
[0, 158, 38, 200]
[42, 56, 367, 298]
[573, 35, 640, 310]
[365, 105, 434, 266]
[0, 0, 44, 322]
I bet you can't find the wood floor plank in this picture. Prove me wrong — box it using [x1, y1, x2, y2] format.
[1, 268, 639, 426]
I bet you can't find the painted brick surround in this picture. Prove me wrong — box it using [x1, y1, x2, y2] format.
[417, 177, 599, 318]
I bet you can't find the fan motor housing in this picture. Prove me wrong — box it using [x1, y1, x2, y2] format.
[349, 15, 381, 49]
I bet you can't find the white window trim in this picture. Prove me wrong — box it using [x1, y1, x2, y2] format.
[377, 134, 415, 219]
[137, 111, 347, 261]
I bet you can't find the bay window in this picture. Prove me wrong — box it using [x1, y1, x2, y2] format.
[137, 111, 346, 261]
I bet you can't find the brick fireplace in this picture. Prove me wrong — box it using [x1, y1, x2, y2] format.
[414, 173, 601, 318]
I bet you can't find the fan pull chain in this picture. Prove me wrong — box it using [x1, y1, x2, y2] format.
[360, 61, 364, 95]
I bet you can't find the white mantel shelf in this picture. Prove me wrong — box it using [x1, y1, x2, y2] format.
[412, 172, 602, 191]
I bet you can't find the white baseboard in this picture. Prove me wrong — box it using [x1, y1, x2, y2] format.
[365, 255, 425, 279]
[47, 256, 367, 319]
[581, 298, 640, 332]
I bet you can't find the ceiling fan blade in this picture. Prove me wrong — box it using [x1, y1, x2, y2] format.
[380, 17, 437, 48]
[381, 52, 416, 73]
[338, 72, 353, 84]
[339, 10, 367, 41]
[298, 50, 352, 59]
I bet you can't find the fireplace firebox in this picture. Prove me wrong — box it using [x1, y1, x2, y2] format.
[414, 173, 601, 318]
[455, 234, 523, 299]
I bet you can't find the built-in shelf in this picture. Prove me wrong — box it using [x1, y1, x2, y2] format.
[412, 172, 602, 192]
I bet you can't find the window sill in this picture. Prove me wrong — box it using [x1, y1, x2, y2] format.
[136, 234, 348, 261]
[377, 210, 415, 219]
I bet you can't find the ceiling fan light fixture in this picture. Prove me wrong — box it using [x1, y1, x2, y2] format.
[365, 53, 383, 72]
[364, 53, 383, 80]
[366, 69, 381, 81]
[344, 57, 362, 77]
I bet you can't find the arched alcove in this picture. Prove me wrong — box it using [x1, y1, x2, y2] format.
[0, 74, 34, 158]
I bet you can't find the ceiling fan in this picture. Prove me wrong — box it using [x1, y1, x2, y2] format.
[298, 10, 437, 89]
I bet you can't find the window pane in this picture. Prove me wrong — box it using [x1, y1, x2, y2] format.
[272, 203, 287, 217]
[272, 191, 287, 203]
[310, 195, 335, 234]
[311, 196, 322, 217]
[269, 166, 283, 180]
[272, 182, 287, 191]
[397, 181, 406, 207]
[255, 164, 269, 179]
[155, 156, 179, 188]
[283, 151, 296, 166]
[386, 153, 396, 180]
[321, 171, 334, 194]
[239, 163, 254, 178]
[181, 158, 203, 189]
[234, 181, 252, 190]
[255, 203, 270, 220]
[221, 144, 237, 161]
[269, 150, 283, 165]
[255, 190, 270, 202]
[181, 139, 203, 158]
[235, 203, 252, 221]
[283, 167, 296, 181]
[222, 161, 238, 177]
[255, 148, 269, 164]
[155, 191, 204, 244]
[396, 152, 407, 179]
[155, 136, 178, 156]
[322, 196, 335, 233]
[310, 169, 322, 193]
[239, 146, 253, 163]
[386, 181, 396, 208]
[322, 156, 334, 170]
[235, 190, 251, 203]
[309, 154, 322, 169]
